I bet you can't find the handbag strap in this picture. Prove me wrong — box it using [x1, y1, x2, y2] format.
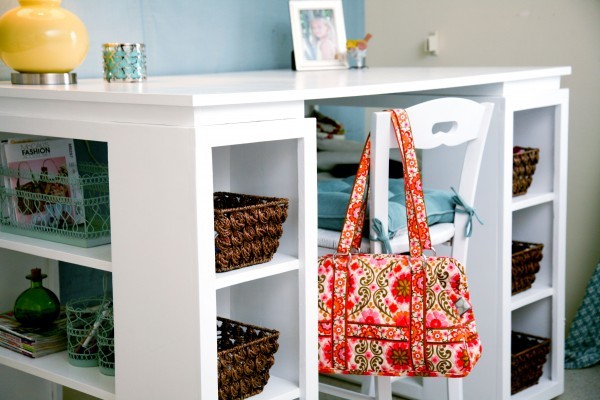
[336, 109, 432, 257]
[336, 138, 371, 254]
[390, 109, 432, 257]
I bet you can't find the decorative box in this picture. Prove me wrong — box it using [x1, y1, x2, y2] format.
[0, 162, 110, 247]
[513, 146, 540, 196]
[511, 331, 551, 394]
[512, 240, 544, 295]
[214, 192, 288, 272]
[217, 317, 279, 400]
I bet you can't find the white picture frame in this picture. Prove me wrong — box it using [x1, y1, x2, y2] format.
[289, 0, 348, 71]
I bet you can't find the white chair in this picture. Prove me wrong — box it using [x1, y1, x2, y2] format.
[318, 97, 494, 400]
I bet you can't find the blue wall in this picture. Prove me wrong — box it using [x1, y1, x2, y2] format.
[0, 0, 365, 300]
[0, 0, 364, 79]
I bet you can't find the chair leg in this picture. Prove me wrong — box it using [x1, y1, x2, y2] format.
[374, 376, 393, 400]
[447, 378, 463, 400]
[361, 376, 375, 396]
[361, 376, 462, 400]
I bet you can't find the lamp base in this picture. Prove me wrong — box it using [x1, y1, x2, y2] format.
[11, 72, 77, 85]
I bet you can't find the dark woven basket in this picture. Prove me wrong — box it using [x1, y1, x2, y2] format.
[217, 317, 279, 400]
[214, 192, 288, 273]
[511, 331, 551, 394]
[512, 241, 544, 295]
[513, 146, 540, 196]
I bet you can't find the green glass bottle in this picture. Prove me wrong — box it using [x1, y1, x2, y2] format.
[14, 268, 60, 326]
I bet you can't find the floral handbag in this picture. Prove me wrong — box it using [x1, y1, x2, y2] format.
[317, 109, 482, 377]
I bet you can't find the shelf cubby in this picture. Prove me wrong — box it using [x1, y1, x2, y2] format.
[0, 348, 115, 399]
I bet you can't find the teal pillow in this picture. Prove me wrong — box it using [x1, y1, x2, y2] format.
[318, 176, 456, 236]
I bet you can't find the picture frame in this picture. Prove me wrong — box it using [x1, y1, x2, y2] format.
[289, 0, 348, 71]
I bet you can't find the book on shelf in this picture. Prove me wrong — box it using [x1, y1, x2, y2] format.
[0, 137, 84, 227]
[0, 137, 46, 221]
[0, 309, 67, 358]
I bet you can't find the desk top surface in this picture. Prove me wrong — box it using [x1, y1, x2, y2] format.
[0, 66, 571, 107]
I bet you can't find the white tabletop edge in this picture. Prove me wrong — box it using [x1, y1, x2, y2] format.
[0, 66, 572, 107]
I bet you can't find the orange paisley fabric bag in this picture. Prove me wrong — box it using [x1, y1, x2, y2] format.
[317, 109, 482, 377]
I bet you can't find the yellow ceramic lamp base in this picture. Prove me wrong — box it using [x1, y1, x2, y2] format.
[0, 0, 89, 74]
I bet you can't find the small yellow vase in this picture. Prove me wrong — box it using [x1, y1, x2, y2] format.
[0, 0, 89, 73]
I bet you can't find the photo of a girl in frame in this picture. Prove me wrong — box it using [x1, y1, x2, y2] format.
[300, 9, 337, 61]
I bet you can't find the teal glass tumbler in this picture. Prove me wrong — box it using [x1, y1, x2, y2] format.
[97, 308, 115, 376]
[102, 43, 146, 82]
[66, 297, 105, 367]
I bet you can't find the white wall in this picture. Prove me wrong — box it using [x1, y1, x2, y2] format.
[365, 0, 600, 332]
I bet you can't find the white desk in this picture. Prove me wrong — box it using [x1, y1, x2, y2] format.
[0, 66, 570, 400]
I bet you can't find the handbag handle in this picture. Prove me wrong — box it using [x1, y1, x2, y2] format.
[336, 109, 432, 257]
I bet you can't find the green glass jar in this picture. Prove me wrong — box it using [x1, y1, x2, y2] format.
[14, 268, 60, 326]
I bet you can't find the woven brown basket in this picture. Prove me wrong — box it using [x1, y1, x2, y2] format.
[512, 241, 544, 295]
[511, 331, 551, 394]
[214, 192, 288, 273]
[513, 146, 540, 196]
[217, 317, 279, 400]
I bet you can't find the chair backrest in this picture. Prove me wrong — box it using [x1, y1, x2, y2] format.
[369, 97, 494, 260]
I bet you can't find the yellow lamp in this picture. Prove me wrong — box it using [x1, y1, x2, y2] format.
[0, 0, 89, 84]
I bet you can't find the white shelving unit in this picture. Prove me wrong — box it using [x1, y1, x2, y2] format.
[445, 86, 569, 400]
[505, 90, 569, 400]
[0, 90, 318, 399]
[0, 67, 569, 399]
[307, 73, 569, 400]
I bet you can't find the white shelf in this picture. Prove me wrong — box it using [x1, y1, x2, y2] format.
[0, 343, 300, 400]
[215, 253, 300, 289]
[511, 377, 562, 400]
[510, 284, 554, 311]
[0, 348, 115, 399]
[511, 192, 555, 212]
[506, 91, 568, 400]
[251, 376, 301, 400]
[0, 232, 111, 271]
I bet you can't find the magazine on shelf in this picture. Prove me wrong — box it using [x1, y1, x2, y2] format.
[1, 138, 84, 226]
[0, 335, 67, 358]
[0, 309, 67, 358]
[0, 137, 47, 219]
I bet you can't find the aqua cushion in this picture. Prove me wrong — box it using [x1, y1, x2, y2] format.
[318, 176, 456, 236]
